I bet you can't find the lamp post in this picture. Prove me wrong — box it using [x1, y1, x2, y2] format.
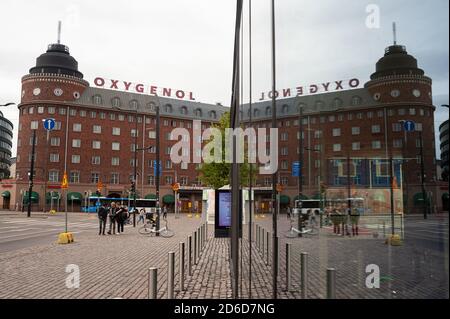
[27, 129, 37, 218]
[155, 103, 161, 236]
[132, 107, 139, 227]
[298, 105, 304, 237]
[418, 131, 427, 219]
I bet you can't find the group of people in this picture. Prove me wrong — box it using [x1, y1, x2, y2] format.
[324, 206, 361, 236]
[97, 202, 130, 235]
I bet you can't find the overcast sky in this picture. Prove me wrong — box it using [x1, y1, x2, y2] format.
[0, 0, 448, 158]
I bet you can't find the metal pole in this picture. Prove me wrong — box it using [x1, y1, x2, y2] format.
[261, 228, 265, 256]
[132, 109, 138, 227]
[43, 129, 50, 212]
[301, 252, 308, 299]
[256, 225, 259, 250]
[167, 251, 175, 299]
[266, 230, 270, 265]
[270, 0, 278, 299]
[286, 243, 292, 291]
[419, 131, 427, 220]
[326, 268, 336, 299]
[148, 267, 157, 299]
[298, 106, 303, 237]
[156, 103, 161, 235]
[188, 235, 192, 276]
[179, 242, 185, 291]
[194, 231, 197, 265]
[27, 129, 37, 218]
[248, 0, 253, 299]
[389, 156, 395, 235]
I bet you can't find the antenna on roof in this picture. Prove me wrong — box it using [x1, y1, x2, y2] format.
[57, 21, 62, 44]
[392, 22, 397, 45]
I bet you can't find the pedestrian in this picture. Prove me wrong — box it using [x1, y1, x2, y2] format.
[162, 205, 168, 220]
[107, 202, 118, 235]
[350, 207, 360, 236]
[98, 203, 108, 235]
[137, 208, 145, 224]
[116, 205, 128, 234]
[286, 205, 291, 220]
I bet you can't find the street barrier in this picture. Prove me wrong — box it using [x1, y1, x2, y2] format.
[286, 243, 292, 291]
[148, 267, 158, 299]
[179, 242, 185, 291]
[194, 231, 197, 265]
[188, 235, 192, 276]
[266, 231, 270, 265]
[326, 268, 336, 299]
[301, 252, 308, 298]
[168, 251, 175, 299]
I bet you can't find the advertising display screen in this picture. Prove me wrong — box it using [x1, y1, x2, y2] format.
[218, 191, 232, 227]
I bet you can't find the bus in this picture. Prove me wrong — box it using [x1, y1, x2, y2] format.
[82, 197, 157, 213]
[293, 198, 366, 215]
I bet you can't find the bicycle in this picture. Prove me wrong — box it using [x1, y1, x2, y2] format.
[285, 212, 319, 238]
[138, 215, 174, 238]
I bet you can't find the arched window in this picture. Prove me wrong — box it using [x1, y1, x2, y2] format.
[195, 108, 202, 117]
[180, 106, 188, 115]
[111, 97, 121, 108]
[282, 105, 289, 114]
[297, 103, 307, 113]
[93, 95, 102, 105]
[146, 103, 156, 112]
[254, 108, 260, 117]
[315, 101, 324, 110]
[130, 100, 139, 110]
[351, 96, 362, 106]
[209, 110, 217, 119]
[333, 98, 343, 108]
[164, 104, 173, 113]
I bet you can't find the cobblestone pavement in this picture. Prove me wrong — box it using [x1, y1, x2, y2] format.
[0, 213, 447, 299]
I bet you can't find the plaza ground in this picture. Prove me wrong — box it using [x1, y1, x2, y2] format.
[0, 211, 448, 299]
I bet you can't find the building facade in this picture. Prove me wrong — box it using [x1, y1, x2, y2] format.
[0, 111, 13, 180]
[439, 120, 449, 180]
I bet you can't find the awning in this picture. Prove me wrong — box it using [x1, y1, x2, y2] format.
[46, 192, 60, 200]
[163, 194, 175, 204]
[1, 191, 10, 198]
[294, 194, 309, 201]
[280, 195, 290, 205]
[413, 193, 429, 205]
[145, 194, 157, 200]
[67, 192, 83, 201]
[23, 191, 39, 203]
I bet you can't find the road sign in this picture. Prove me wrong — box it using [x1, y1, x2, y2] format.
[43, 118, 56, 131]
[292, 161, 301, 177]
[403, 120, 415, 132]
[153, 160, 162, 176]
[61, 172, 68, 189]
[276, 183, 283, 192]
[172, 183, 180, 191]
[97, 181, 103, 190]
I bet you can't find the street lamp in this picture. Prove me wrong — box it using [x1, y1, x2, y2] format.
[0, 102, 15, 107]
[27, 128, 37, 218]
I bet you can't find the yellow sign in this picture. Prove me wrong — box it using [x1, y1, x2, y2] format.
[276, 184, 283, 192]
[97, 181, 103, 190]
[61, 172, 68, 189]
[172, 183, 180, 191]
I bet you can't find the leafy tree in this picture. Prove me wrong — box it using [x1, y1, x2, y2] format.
[197, 112, 256, 189]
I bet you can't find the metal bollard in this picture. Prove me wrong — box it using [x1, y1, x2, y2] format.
[301, 252, 308, 298]
[167, 252, 175, 299]
[326, 268, 336, 299]
[256, 225, 259, 250]
[188, 235, 192, 276]
[261, 228, 265, 256]
[148, 267, 158, 299]
[286, 243, 292, 291]
[205, 222, 208, 241]
[266, 231, 270, 265]
[194, 231, 197, 264]
[179, 242, 185, 291]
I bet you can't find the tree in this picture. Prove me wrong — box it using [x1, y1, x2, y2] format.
[197, 112, 255, 189]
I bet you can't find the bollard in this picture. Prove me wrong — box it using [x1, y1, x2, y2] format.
[148, 267, 158, 299]
[188, 235, 192, 276]
[286, 243, 292, 291]
[382, 220, 386, 238]
[205, 222, 208, 242]
[261, 228, 265, 257]
[301, 252, 308, 298]
[256, 225, 259, 250]
[179, 242, 185, 291]
[266, 231, 270, 265]
[167, 252, 175, 299]
[326, 268, 336, 299]
[194, 231, 198, 264]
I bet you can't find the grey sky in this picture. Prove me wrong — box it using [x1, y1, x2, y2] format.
[0, 0, 448, 158]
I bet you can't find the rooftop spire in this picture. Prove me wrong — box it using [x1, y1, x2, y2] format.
[57, 21, 62, 44]
[392, 22, 397, 45]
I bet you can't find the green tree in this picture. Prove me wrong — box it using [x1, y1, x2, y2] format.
[197, 112, 256, 189]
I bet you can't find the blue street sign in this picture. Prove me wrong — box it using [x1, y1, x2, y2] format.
[292, 161, 301, 177]
[153, 160, 162, 176]
[404, 120, 415, 132]
[43, 118, 56, 131]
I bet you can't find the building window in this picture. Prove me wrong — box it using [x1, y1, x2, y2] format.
[392, 123, 402, 132]
[315, 160, 321, 168]
[112, 157, 120, 166]
[328, 115, 335, 122]
[409, 108, 416, 115]
[372, 141, 382, 149]
[165, 176, 173, 185]
[393, 139, 403, 148]
[92, 156, 101, 165]
[372, 125, 381, 133]
[367, 111, 373, 119]
[351, 96, 362, 106]
[50, 137, 60, 146]
[166, 160, 172, 169]
[48, 170, 59, 182]
[110, 113, 116, 120]
[416, 139, 422, 148]
[92, 141, 101, 149]
[147, 175, 155, 185]
[90, 111, 97, 119]
[80, 110, 86, 117]
[72, 155, 80, 164]
[112, 98, 121, 108]
[333, 144, 341, 152]
[72, 139, 81, 148]
[357, 112, 363, 119]
[181, 162, 188, 170]
[347, 113, 353, 120]
[281, 148, 289, 156]
[416, 123, 423, 131]
[93, 95, 102, 105]
[38, 106, 44, 114]
[281, 132, 288, 141]
[70, 109, 76, 116]
[130, 159, 138, 167]
[73, 123, 82, 132]
[29, 136, 37, 146]
[28, 106, 34, 114]
[352, 127, 360, 135]
[69, 171, 80, 183]
[30, 121, 39, 130]
[48, 107, 56, 114]
[131, 129, 138, 137]
[131, 144, 136, 152]
[112, 127, 121, 136]
[148, 131, 156, 139]
[93, 125, 102, 134]
[100, 112, 106, 119]
[352, 142, 361, 150]
[398, 109, 406, 116]
[112, 142, 120, 151]
[91, 173, 100, 184]
[332, 128, 341, 137]
[49, 153, 59, 163]
[314, 130, 322, 139]
[377, 110, 384, 118]
[281, 176, 289, 185]
[111, 173, 119, 184]
[118, 114, 125, 121]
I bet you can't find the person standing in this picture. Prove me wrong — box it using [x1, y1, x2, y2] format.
[107, 202, 118, 235]
[97, 203, 108, 235]
[116, 205, 128, 234]
[162, 205, 168, 220]
[137, 209, 145, 224]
